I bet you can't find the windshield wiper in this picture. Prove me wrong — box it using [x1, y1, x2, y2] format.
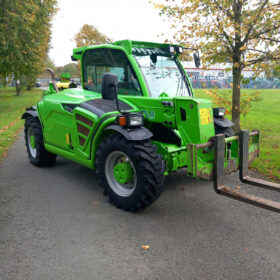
[173, 57, 192, 97]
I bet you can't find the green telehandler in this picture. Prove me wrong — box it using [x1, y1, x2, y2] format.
[22, 40, 280, 212]
[56, 72, 77, 91]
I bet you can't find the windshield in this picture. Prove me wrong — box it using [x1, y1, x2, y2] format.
[134, 54, 191, 98]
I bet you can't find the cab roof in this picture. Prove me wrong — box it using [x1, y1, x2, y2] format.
[72, 39, 182, 61]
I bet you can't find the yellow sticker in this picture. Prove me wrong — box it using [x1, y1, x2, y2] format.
[200, 108, 211, 125]
[66, 133, 70, 145]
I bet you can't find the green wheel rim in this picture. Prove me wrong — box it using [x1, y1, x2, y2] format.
[27, 127, 37, 158]
[30, 135, 36, 149]
[113, 162, 134, 184]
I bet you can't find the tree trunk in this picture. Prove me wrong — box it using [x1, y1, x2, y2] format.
[26, 84, 33, 91]
[232, 66, 242, 132]
[16, 79, 21, 96]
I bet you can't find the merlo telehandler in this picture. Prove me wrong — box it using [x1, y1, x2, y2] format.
[22, 40, 280, 212]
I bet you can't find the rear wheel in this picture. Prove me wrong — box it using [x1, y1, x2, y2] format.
[24, 117, 56, 166]
[96, 134, 165, 212]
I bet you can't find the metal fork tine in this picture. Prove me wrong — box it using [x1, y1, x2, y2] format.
[242, 176, 280, 192]
[214, 132, 280, 213]
[219, 186, 280, 213]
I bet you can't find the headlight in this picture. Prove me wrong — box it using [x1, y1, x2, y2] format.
[117, 113, 143, 127]
[213, 107, 226, 117]
[128, 115, 143, 126]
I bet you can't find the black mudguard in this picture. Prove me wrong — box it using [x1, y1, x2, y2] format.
[214, 117, 234, 137]
[214, 117, 234, 128]
[105, 125, 153, 141]
[21, 106, 38, 119]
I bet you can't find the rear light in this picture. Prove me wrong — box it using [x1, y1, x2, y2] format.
[117, 113, 144, 127]
[213, 107, 226, 117]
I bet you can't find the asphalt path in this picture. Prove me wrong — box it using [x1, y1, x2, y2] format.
[1, 131, 280, 280]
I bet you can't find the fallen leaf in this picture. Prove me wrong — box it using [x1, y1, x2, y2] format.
[141, 245, 150, 250]
[236, 185, 241, 189]
[245, 248, 248, 252]
[92, 201, 99, 205]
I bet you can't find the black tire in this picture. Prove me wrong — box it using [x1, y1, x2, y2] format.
[24, 117, 56, 166]
[95, 134, 165, 212]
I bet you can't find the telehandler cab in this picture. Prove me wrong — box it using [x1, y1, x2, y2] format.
[22, 40, 280, 212]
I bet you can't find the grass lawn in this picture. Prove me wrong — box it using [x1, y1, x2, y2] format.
[0, 87, 43, 161]
[195, 88, 280, 182]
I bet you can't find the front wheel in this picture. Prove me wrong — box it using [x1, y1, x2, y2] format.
[95, 134, 165, 212]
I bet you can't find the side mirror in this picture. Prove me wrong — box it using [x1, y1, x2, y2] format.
[101, 73, 118, 100]
[193, 52, 201, 68]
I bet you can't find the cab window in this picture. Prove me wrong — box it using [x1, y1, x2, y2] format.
[82, 48, 142, 96]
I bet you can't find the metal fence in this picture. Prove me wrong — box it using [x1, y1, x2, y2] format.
[188, 76, 280, 89]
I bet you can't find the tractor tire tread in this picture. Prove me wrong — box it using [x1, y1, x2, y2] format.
[95, 133, 165, 212]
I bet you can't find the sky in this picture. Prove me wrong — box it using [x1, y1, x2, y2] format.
[49, 0, 172, 66]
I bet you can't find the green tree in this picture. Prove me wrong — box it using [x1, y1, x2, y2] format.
[46, 55, 56, 69]
[39, 55, 56, 79]
[0, 0, 57, 95]
[0, 0, 18, 84]
[271, 62, 280, 78]
[155, 0, 280, 131]
[63, 63, 79, 78]
[25, 0, 57, 90]
[54, 66, 65, 78]
[73, 24, 112, 77]
[74, 24, 112, 48]
[52, 63, 79, 80]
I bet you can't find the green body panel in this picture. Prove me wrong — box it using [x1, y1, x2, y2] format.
[175, 98, 214, 144]
[122, 96, 176, 127]
[36, 40, 259, 180]
[122, 95, 215, 144]
[37, 88, 134, 169]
